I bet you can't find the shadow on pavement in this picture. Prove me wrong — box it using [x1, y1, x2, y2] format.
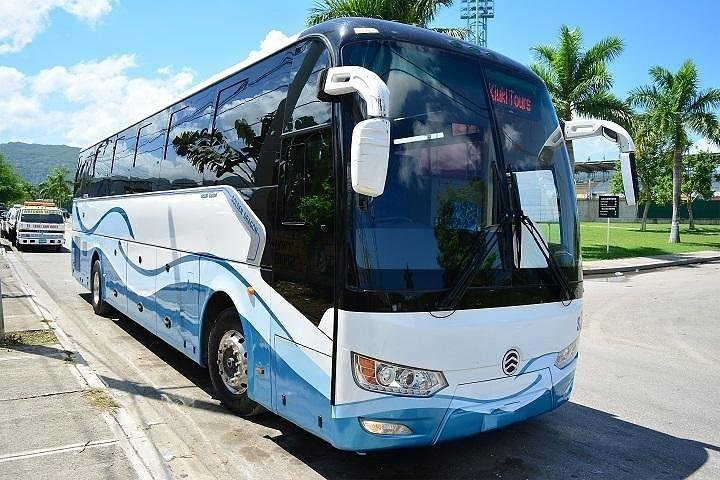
[0, 341, 72, 361]
[266, 403, 719, 480]
[77, 296, 718, 480]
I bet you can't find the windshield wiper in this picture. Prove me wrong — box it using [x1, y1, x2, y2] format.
[517, 213, 575, 302]
[432, 219, 508, 311]
[433, 162, 512, 312]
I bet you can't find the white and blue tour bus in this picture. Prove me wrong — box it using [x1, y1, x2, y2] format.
[72, 18, 638, 451]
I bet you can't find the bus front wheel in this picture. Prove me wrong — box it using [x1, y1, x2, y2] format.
[90, 259, 112, 315]
[208, 307, 263, 416]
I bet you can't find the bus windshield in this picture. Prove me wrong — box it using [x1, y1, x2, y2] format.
[343, 41, 579, 297]
[21, 212, 64, 224]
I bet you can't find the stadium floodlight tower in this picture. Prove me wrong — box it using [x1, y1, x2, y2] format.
[460, 0, 495, 47]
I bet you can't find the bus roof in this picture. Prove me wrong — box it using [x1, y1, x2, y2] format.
[81, 17, 538, 153]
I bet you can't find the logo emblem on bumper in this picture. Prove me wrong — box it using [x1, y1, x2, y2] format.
[502, 349, 520, 376]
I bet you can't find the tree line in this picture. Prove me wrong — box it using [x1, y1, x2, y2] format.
[307, 0, 720, 243]
[0, 153, 72, 208]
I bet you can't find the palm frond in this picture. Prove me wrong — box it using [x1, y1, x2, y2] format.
[307, 0, 455, 27]
[556, 25, 582, 86]
[307, 0, 382, 26]
[575, 91, 634, 129]
[686, 111, 720, 145]
[576, 36, 623, 87]
[412, 0, 454, 27]
[688, 87, 720, 114]
[531, 44, 557, 65]
[648, 65, 674, 91]
[628, 85, 661, 110]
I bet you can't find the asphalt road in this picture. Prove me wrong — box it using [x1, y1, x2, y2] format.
[6, 240, 720, 479]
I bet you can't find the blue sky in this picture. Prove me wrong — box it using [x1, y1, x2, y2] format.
[1, 0, 719, 158]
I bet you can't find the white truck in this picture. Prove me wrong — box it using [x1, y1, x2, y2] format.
[10, 202, 66, 251]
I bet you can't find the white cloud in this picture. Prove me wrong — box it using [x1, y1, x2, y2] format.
[242, 30, 295, 66]
[0, 55, 194, 147]
[195, 30, 297, 91]
[0, 29, 296, 148]
[0, 0, 112, 54]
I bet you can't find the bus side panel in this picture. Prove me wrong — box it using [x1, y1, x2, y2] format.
[102, 237, 128, 315]
[156, 247, 201, 357]
[125, 241, 157, 335]
[273, 335, 332, 442]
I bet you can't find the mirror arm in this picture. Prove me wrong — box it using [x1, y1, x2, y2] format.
[322, 66, 389, 118]
[563, 119, 639, 205]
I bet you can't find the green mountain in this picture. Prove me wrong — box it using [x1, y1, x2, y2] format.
[0, 142, 79, 185]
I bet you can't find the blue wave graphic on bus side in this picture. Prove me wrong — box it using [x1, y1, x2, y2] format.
[114, 241, 294, 341]
[76, 206, 135, 239]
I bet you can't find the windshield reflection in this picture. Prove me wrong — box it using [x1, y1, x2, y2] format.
[345, 41, 579, 298]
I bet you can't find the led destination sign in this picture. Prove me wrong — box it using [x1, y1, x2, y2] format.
[488, 82, 533, 113]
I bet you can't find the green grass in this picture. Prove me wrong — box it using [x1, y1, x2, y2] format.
[580, 222, 720, 261]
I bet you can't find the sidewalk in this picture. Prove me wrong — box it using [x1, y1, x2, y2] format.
[0, 248, 143, 480]
[583, 250, 720, 275]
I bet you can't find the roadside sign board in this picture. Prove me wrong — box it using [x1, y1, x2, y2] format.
[599, 195, 620, 219]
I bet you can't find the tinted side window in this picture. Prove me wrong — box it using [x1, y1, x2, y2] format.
[88, 138, 114, 197]
[74, 150, 94, 198]
[209, 49, 293, 193]
[109, 126, 139, 195]
[133, 110, 169, 193]
[161, 91, 215, 190]
[284, 41, 331, 133]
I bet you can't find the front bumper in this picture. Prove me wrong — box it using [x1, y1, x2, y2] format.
[16, 234, 65, 245]
[330, 355, 577, 451]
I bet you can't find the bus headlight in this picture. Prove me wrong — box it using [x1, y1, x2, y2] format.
[352, 353, 447, 397]
[554, 338, 579, 369]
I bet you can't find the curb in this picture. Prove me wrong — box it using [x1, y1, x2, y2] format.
[583, 254, 720, 276]
[2, 247, 172, 480]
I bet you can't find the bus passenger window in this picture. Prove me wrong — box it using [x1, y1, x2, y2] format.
[162, 89, 215, 191]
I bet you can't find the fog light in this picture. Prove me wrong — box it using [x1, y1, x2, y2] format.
[360, 419, 413, 435]
[555, 338, 579, 369]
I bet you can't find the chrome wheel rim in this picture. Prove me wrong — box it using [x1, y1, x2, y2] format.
[217, 330, 248, 395]
[92, 269, 100, 306]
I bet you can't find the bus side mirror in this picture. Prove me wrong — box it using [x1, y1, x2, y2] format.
[322, 66, 391, 197]
[351, 118, 391, 196]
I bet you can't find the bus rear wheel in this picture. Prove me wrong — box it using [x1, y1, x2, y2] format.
[91, 259, 112, 315]
[208, 307, 263, 416]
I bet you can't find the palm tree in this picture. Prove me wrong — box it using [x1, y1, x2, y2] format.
[629, 60, 720, 243]
[307, 0, 466, 38]
[530, 25, 633, 169]
[38, 167, 72, 208]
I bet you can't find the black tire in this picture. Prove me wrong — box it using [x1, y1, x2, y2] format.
[90, 259, 112, 315]
[53, 245, 62, 252]
[208, 307, 263, 416]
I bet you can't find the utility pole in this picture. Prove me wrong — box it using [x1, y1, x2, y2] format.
[460, 0, 495, 47]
